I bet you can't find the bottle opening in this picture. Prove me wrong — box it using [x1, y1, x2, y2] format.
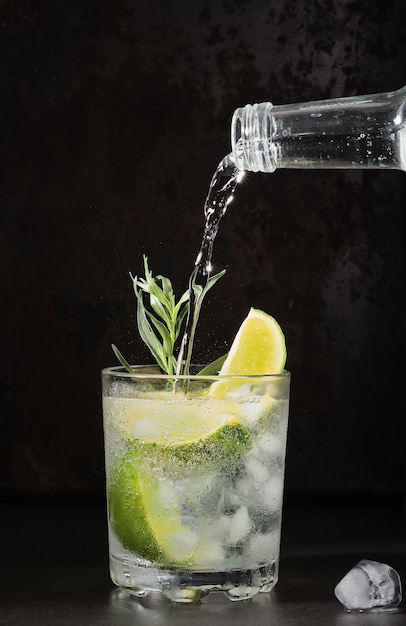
[231, 102, 276, 173]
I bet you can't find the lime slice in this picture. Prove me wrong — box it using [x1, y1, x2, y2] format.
[109, 452, 197, 564]
[162, 418, 251, 466]
[109, 395, 251, 467]
[209, 308, 286, 398]
[108, 453, 161, 562]
[219, 308, 286, 376]
[108, 399, 251, 565]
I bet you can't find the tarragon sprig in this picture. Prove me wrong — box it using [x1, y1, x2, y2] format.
[113, 256, 189, 375]
[181, 266, 226, 377]
[112, 255, 226, 376]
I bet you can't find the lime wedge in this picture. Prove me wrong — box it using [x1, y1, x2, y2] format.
[159, 418, 251, 466]
[219, 308, 286, 376]
[109, 395, 251, 467]
[108, 399, 251, 565]
[108, 453, 161, 562]
[109, 452, 197, 564]
[210, 308, 286, 398]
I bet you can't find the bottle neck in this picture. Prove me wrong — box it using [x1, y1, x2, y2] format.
[231, 86, 406, 173]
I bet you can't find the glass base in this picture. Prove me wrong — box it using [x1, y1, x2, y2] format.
[110, 555, 278, 603]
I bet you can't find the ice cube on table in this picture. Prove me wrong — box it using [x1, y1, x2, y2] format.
[334, 559, 402, 611]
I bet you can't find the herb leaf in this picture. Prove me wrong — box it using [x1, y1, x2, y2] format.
[181, 268, 226, 376]
[111, 344, 133, 373]
[197, 353, 228, 376]
[112, 256, 226, 375]
[130, 256, 190, 375]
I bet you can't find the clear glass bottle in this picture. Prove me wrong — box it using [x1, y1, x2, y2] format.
[231, 86, 406, 173]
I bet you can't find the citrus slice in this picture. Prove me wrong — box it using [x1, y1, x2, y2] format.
[219, 308, 286, 376]
[109, 452, 198, 564]
[108, 454, 161, 562]
[108, 395, 251, 466]
[209, 308, 286, 398]
[107, 399, 251, 565]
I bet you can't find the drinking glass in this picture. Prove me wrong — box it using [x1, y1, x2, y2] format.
[102, 365, 290, 603]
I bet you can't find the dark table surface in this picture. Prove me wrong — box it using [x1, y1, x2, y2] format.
[1, 497, 405, 625]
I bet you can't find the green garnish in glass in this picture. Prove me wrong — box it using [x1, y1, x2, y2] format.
[112, 255, 225, 376]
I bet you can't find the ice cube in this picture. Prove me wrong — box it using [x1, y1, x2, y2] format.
[233, 391, 278, 425]
[166, 528, 199, 562]
[246, 531, 279, 564]
[261, 476, 284, 513]
[235, 477, 253, 499]
[245, 456, 270, 484]
[334, 560, 402, 611]
[228, 505, 253, 544]
[200, 515, 231, 540]
[235, 473, 283, 512]
[256, 431, 284, 459]
[193, 539, 226, 566]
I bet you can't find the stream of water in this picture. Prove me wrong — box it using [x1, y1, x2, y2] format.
[178, 154, 244, 375]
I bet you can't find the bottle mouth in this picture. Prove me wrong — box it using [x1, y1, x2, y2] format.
[231, 102, 276, 173]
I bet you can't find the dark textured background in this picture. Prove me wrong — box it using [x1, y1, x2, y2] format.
[1, 0, 405, 501]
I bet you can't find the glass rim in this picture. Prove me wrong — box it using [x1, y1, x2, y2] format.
[102, 365, 290, 381]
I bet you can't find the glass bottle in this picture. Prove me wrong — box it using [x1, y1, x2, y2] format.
[231, 86, 406, 173]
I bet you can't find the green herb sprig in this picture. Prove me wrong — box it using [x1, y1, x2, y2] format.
[112, 255, 225, 376]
